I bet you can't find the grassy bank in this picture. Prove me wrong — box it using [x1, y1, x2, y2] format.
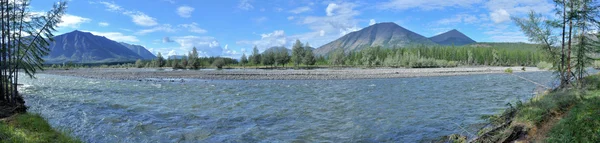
[0, 113, 80, 143]
[462, 74, 600, 142]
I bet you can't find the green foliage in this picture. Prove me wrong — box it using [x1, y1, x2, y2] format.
[302, 45, 316, 67]
[593, 60, 600, 69]
[135, 59, 144, 68]
[188, 47, 200, 69]
[504, 68, 513, 73]
[212, 58, 226, 69]
[249, 46, 261, 65]
[240, 53, 248, 66]
[329, 48, 346, 66]
[153, 52, 165, 67]
[536, 61, 553, 70]
[291, 40, 304, 68]
[0, 113, 80, 143]
[1, 0, 68, 104]
[546, 97, 600, 142]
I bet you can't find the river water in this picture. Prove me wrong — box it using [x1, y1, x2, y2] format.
[18, 72, 554, 142]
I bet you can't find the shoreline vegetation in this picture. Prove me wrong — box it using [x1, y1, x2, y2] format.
[0, 113, 80, 143]
[438, 74, 600, 142]
[41, 66, 543, 81]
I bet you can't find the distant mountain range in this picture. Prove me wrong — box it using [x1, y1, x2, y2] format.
[314, 22, 476, 55]
[428, 29, 476, 46]
[44, 30, 154, 63]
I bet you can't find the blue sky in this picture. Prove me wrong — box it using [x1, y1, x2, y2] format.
[30, 0, 556, 58]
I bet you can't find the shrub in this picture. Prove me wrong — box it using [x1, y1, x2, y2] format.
[536, 61, 553, 70]
[504, 68, 513, 73]
[212, 58, 226, 69]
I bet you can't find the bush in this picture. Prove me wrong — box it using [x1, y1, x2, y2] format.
[212, 58, 226, 69]
[536, 61, 553, 70]
[504, 68, 513, 73]
[593, 60, 600, 69]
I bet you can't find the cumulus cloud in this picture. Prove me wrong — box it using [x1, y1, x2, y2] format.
[377, 0, 483, 11]
[98, 22, 110, 27]
[289, 6, 311, 14]
[136, 24, 176, 35]
[179, 23, 207, 34]
[238, 0, 253, 10]
[177, 6, 194, 18]
[82, 30, 139, 43]
[369, 19, 376, 26]
[489, 9, 510, 23]
[57, 14, 91, 28]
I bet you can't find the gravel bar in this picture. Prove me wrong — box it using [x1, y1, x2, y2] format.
[40, 66, 543, 81]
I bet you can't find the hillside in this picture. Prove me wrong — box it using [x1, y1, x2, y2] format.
[119, 42, 156, 60]
[314, 22, 436, 55]
[44, 30, 143, 63]
[428, 29, 476, 46]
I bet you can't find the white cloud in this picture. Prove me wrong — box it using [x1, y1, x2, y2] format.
[127, 11, 158, 26]
[179, 23, 207, 34]
[289, 6, 311, 14]
[436, 14, 479, 25]
[98, 22, 110, 27]
[97, 1, 122, 12]
[238, 0, 254, 10]
[136, 24, 176, 35]
[82, 30, 139, 43]
[172, 36, 223, 57]
[302, 2, 360, 41]
[378, 0, 483, 11]
[95, 1, 159, 27]
[57, 14, 91, 28]
[319, 30, 325, 36]
[369, 19, 376, 25]
[489, 9, 510, 23]
[236, 30, 288, 51]
[287, 16, 295, 20]
[177, 6, 194, 18]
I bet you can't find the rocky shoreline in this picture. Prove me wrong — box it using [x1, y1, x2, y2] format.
[41, 66, 543, 81]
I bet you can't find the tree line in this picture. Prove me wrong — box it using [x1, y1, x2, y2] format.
[241, 40, 318, 68]
[328, 44, 548, 68]
[136, 47, 238, 69]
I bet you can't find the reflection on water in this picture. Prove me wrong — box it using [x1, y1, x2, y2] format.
[19, 72, 553, 142]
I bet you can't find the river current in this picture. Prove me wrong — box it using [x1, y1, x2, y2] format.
[18, 72, 553, 142]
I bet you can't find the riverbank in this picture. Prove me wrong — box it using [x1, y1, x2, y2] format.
[444, 74, 600, 142]
[0, 113, 80, 142]
[42, 66, 542, 80]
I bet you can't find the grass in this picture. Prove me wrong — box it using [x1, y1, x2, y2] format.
[471, 74, 600, 142]
[0, 113, 80, 143]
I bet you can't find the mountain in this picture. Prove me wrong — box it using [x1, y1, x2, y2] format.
[119, 42, 156, 60]
[314, 22, 437, 55]
[428, 29, 476, 46]
[44, 30, 143, 63]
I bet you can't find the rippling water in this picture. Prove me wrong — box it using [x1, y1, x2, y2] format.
[18, 72, 553, 142]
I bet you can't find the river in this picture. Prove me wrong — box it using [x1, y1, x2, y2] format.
[18, 71, 554, 142]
